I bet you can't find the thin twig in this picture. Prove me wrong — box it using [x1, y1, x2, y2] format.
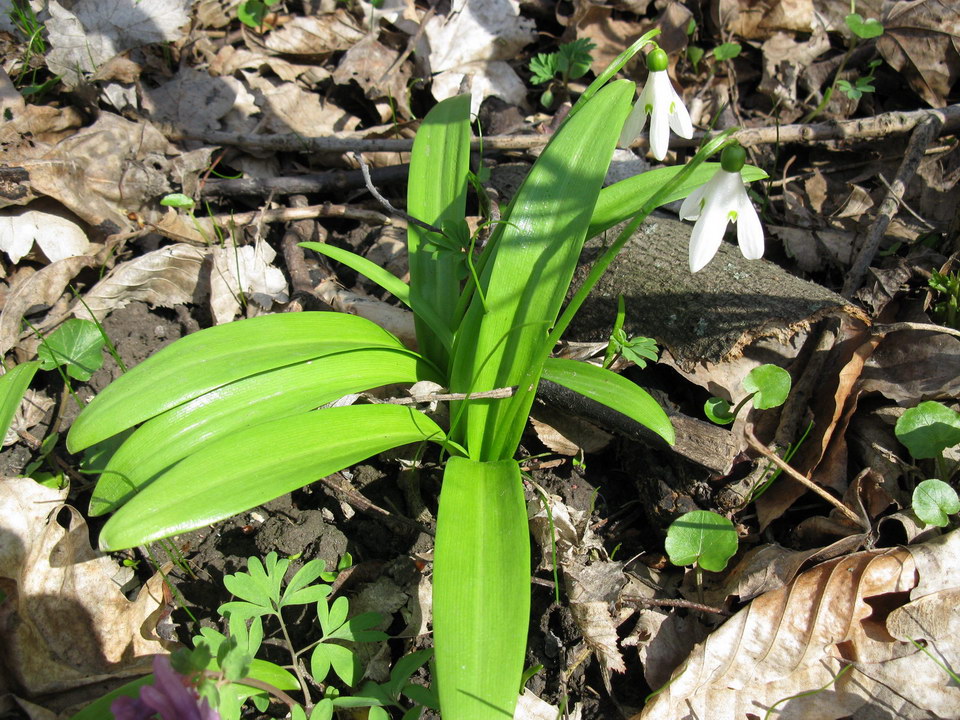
[744, 426, 866, 528]
[381, 386, 518, 405]
[621, 595, 733, 616]
[351, 151, 446, 236]
[842, 113, 944, 297]
[318, 471, 434, 537]
[871, 321, 960, 340]
[170, 103, 960, 155]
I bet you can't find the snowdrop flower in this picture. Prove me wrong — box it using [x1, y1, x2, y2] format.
[619, 47, 693, 161]
[680, 144, 764, 273]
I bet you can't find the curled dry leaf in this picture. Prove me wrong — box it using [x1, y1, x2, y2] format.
[210, 239, 289, 324]
[0, 208, 91, 265]
[638, 531, 960, 720]
[261, 11, 366, 55]
[0, 478, 167, 695]
[3, 389, 55, 447]
[74, 243, 208, 322]
[0, 255, 95, 358]
[422, 0, 536, 113]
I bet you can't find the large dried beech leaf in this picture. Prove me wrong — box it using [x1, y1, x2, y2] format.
[421, 0, 535, 112]
[5, 114, 175, 233]
[0, 255, 95, 357]
[0, 478, 166, 694]
[262, 12, 365, 55]
[637, 532, 960, 720]
[0, 208, 91, 265]
[74, 243, 208, 321]
[46, 0, 191, 86]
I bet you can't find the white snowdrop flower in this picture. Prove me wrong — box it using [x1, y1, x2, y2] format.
[679, 144, 764, 273]
[619, 47, 693, 161]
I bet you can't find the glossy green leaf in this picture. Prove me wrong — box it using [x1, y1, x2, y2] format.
[589, 163, 768, 238]
[664, 510, 738, 572]
[89, 347, 433, 515]
[704, 397, 735, 425]
[68, 312, 410, 452]
[407, 93, 472, 368]
[913, 479, 960, 527]
[845, 12, 884, 39]
[98, 404, 445, 550]
[433, 457, 529, 719]
[895, 401, 960, 460]
[0, 360, 40, 444]
[37, 318, 106, 381]
[743, 364, 791, 409]
[541, 357, 674, 444]
[449, 80, 634, 460]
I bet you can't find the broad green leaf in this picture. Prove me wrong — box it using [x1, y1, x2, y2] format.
[68, 312, 410, 452]
[407, 93, 472, 370]
[845, 12, 884, 39]
[0, 360, 40, 444]
[449, 80, 634, 459]
[743, 364, 791, 409]
[895, 401, 960, 459]
[98, 404, 445, 550]
[89, 347, 433, 515]
[913, 479, 960, 527]
[541, 357, 673, 444]
[389, 649, 433, 693]
[433, 457, 529, 719]
[712, 42, 741, 61]
[310, 700, 334, 720]
[664, 510, 738, 572]
[37, 319, 105, 381]
[589, 163, 768, 238]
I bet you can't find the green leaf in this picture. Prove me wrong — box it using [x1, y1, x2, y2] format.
[310, 700, 335, 720]
[37, 319, 105, 381]
[388, 649, 433, 695]
[0, 360, 40, 445]
[97, 404, 446, 550]
[529, 53, 559, 84]
[664, 510, 738, 572]
[327, 611, 388, 643]
[67, 675, 155, 720]
[743, 364, 791, 409]
[222, 571, 274, 612]
[687, 46, 704, 71]
[160, 192, 195, 208]
[590, 163, 768, 238]
[312, 643, 361, 687]
[281, 559, 330, 605]
[324, 596, 350, 635]
[558, 38, 596, 80]
[449, 79, 635, 459]
[895, 401, 960, 460]
[712, 42, 741, 61]
[433, 458, 529, 719]
[406, 93, 472, 370]
[704, 397, 735, 425]
[616, 333, 659, 368]
[539, 87, 555, 109]
[913, 479, 960, 528]
[845, 12, 884, 39]
[68, 312, 412, 452]
[541, 357, 674, 444]
[89, 346, 433, 515]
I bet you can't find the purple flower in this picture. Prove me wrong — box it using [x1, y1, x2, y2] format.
[111, 655, 220, 720]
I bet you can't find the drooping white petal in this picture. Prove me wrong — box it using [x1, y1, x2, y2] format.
[666, 86, 694, 139]
[736, 189, 765, 260]
[679, 182, 709, 221]
[688, 193, 729, 272]
[619, 100, 649, 147]
[648, 90, 670, 161]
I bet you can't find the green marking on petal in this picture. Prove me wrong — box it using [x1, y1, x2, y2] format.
[644, 103, 654, 114]
[728, 210, 739, 222]
[669, 101, 676, 113]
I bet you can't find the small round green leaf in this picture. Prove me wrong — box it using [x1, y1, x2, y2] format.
[704, 397, 735, 425]
[743, 364, 791, 410]
[664, 510, 738, 572]
[37, 318, 106, 381]
[845, 13, 884, 39]
[159, 192, 195, 208]
[913, 479, 960, 527]
[895, 401, 960, 460]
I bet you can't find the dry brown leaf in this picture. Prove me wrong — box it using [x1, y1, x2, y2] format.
[73, 243, 208, 322]
[575, 5, 650, 72]
[142, 67, 243, 134]
[244, 74, 361, 136]
[4, 390, 55, 447]
[3, 113, 175, 234]
[261, 12, 365, 55]
[877, 1, 960, 108]
[0, 255, 95, 358]
[0, 478, 167, 695]
[720, 0, 817, 40]
[332, 35, 413, 121]
[530, 408, 612, 456]
[637, 531, 960, 719]
[209, 239, 288, 324]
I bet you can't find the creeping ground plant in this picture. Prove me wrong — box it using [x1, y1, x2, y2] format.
[68, 33, 768, 719]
